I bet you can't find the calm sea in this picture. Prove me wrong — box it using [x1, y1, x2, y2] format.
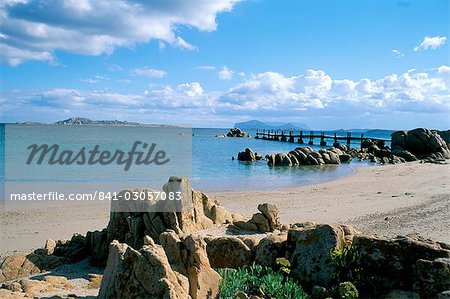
[0, 125, 393, 192]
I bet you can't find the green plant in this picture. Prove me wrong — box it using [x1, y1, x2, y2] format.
[217, 264, 308, 299]
[338, 281, 359, 299]
[331, 243, 362, 284]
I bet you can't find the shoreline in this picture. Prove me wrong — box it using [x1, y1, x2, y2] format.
[1, 162, 449, 259]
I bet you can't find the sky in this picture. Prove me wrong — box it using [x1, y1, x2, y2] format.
[0, 0, 449, 129]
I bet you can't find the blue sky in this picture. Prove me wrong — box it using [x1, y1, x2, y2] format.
[0, 0, 449, 129]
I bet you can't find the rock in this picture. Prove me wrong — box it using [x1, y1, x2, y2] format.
[339, 154, 352, 163]
[267, 154, 276, 166]
[86, 274, 103, 289]
[361, 138, 375, 148]
[43, 239, 56, 255]
[204, 236, 253, 269]
[87, 229, 108, 266]
[353, 234, 450, 296]
[391, 128, 450, 159]
[53, 234, 89, 263]
[254, 233, 287, 267]
[416, 258, 450, 297]
[435, 130, 450, 146]
[226, 128, 250, 138]
[43, 275, 74, 290]
[287, 224, 344, 288]
[437, 290, 450, 298]
[2, 281, 23, 293]
[0, 289, 29, 298]
[275, 153, 292, 166]
[98, 240, 190, 299]
[257, 203, 281, 231]
[210, 205, 233, 224]
[183, 236, 221, 299]
[233, 221, 258, 232]
[382, 290, 420, 299]
[249, 213, 270, 232]
[311, 285, 328, 299]
[160, 230, 183, 269]
[19, 279, 48, 293]
[238, 148, 256, 161]
[391, 147, 417, 162]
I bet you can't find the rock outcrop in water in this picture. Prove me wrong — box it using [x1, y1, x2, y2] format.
[216, 127, 251, 138]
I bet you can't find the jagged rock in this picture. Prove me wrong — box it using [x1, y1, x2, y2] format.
[391, 148, 418, 162]
[98, 240, 190, 299]
[226, 128, 250, 138]
[53, 234, 89, 263]
[238, 148, 256, 161]
[254, 233, 287, 267]
[160, 230, 183, 270]
[257, 203, 281, 231]
[87, 229, 108, 266]
[287, 224, 344, 288]
[183, 236, 221, 299]
[353, 235, 450, 296]
[210, 205, 233, 224]
[416, 258, 450, 297]
[204, 236, 253, 269]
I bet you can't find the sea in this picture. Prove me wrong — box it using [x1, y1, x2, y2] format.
[0, 125, 393, 192]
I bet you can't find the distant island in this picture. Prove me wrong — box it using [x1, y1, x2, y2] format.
[234, 119, 310, 130]
[17, 117, 176, 127]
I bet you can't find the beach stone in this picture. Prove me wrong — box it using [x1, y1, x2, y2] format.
[266, 154, 276, 166]
[415, 258, 450, 297]
[43, 275, 74, 290]
[19, 279, 48, 293]
[204, 236, 253, 269]
[43, 239, 56, 255]
[287, 224, 344, 288]
[183, 236, 221, 299]
[249, 213, 270, 232]
[353, 234, 450, 296]
[98, 240, 190, 299]
[257, 203, 282, 231]
[238, 148, 256, 161]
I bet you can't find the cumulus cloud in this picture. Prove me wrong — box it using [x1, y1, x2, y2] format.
[218, 66, 233, 80]
[1, 67, 449, 127]
[0, 0, 241, 65]
[414, 36, 447, 52]
[130, 67, 167, 78]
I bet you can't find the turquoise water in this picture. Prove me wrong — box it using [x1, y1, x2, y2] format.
[0, 125, 393, 192]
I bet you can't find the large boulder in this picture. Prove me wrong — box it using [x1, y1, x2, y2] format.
[254, 233, 288, 267]
[98, 240, 190, 299]
[287, 224, 344, 288]
[204, 236, 253, 269]
[238, 148, 256, 161]
[391, 128, 450, 159]
[416, 258, 450, 297]
[257, 203, 282, 231]
[353, 234, 450, 296]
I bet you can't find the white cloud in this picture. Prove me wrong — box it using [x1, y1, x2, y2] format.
[218, 66, 233, 80]
[196, 65, 216, 71]
[130, 67, 167, 78]
[414, 36, 447, 52]
[391, 49, 404, 58]
[2, 67, 449, 127]
[0, 0, 241, 65]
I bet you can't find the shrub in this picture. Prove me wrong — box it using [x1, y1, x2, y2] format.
[338, 281, 359, 299]
[217, 264, 308, 299]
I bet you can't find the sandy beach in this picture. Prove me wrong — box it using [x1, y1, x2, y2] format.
[1, 162, 449, 258]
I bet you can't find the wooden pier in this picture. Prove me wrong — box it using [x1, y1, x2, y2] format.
[254, 129, 390, 147]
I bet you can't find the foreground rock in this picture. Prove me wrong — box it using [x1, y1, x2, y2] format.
[354, 234, 450, 297]
[98, 240, 190, 299]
